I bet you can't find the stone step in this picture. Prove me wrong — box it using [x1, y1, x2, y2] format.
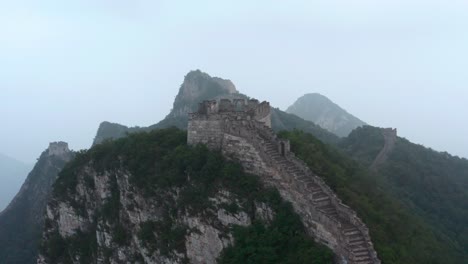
[314, 196, 330, 202]
[349, 239, 366, 246]
[341, 223, 356, 231]
[354, 254, 371, 262]
[312, 191, 327, 198]
[306, 182, 320, 190]
[321, 205, 335, 212]
[344, 229, 360, 236]
[311, 190, 323, 196]
[316, 199, 331, 207]
[310, 186, 322, 192]
[317, 204, 334, 211]
[353, 248, 369, 254]
[350, 245, 369, 253]
[348, 235, 365, 243]
[355, 252, 370, 258]
[343, 226, 357, 232]
[355, 261, 372, 264]
[347, 233, 362, 241]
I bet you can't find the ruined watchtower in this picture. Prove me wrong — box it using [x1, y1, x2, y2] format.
[188, 99, 277, 150]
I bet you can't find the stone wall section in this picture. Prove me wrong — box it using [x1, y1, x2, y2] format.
[188, 99, 381, 264]
[48, 142, 70, 157]
[370, 128, 397, 170]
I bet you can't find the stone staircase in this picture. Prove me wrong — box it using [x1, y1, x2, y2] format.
[188, 101, 380, 263]
[255, 126, 380, 264]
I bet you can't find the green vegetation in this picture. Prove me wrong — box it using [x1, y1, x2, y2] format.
[219, 190, 333, 264]
[138, 219, 188, 256]
[41, 229, 97, 264]
[339, 126, 385, 166]
[271, 108, 339, 145]
[46, 128, 332, 263]
[280, 129, 463, 264]
[340, 126, 468, 260]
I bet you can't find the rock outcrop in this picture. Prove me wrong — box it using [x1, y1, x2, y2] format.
[189, 99, 380, 264]
[0, 142, 73, 264]
[38, 168, 256, 264]
[287, 93, 367, 137]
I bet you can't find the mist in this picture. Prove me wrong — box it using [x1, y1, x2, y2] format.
[1, 0, 467, 162]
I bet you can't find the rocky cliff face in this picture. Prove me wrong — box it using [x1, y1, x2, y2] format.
[167, 70, 239, 119]
[287, 93, 366, 137]
[38, 129, 332, 264]
[0, 142, 73, 264]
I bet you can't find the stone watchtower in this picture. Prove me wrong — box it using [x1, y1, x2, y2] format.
[48, 142, 70, 157]
[188, 99, 277, 149]
[188, 99, 380, 264]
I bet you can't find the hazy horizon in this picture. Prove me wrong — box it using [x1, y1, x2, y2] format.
[1, 0, 468, 162]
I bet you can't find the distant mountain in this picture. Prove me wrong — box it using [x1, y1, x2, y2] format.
[287, 93, 367, 137]
[339, 126, 468, 260]
[0, 142, 74, 264]
[0, 153, 31, 211]
[93, 70, 339, 146]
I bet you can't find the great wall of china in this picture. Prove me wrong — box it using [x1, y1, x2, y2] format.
[187, 99, 381, 264]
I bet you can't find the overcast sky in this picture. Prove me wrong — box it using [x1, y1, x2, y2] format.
[1, 0, 467, 163]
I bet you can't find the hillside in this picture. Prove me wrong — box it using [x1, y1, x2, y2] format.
[0, 153, 31, 211]
[281, 130, 464, 263]
[0, 143, 74, 264]
[38, 128, 333, 263]
[39, 125, 464, 263]
[339, 126, 468, 261]
[287, 93, 366, 137]
[92, 70, 339, 146]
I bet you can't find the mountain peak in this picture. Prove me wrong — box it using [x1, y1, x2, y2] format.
[168, 70, 240, 119]
[178, 70, 238, 102]
[287, 93, 366, 137]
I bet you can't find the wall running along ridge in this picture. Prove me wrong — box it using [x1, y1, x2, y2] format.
[188, 99, 381, 264]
